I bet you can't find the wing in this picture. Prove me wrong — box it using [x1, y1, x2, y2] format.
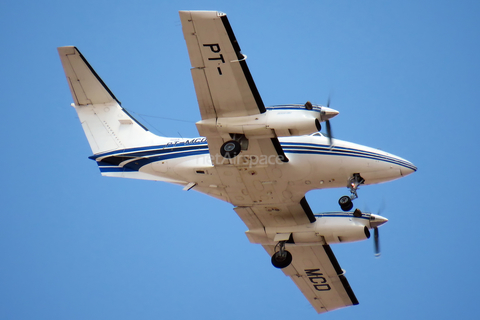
[234, 197, 315, 229]
[179, 10, 288, 164]
[179, 10, 265, 119]
[263, 244, 358, 314]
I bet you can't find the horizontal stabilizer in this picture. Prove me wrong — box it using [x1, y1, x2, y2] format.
[58, 46, 120, 106]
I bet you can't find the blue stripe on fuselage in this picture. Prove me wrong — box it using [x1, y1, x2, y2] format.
[314, 212, 371, 220]
[93, 140, 416, 172]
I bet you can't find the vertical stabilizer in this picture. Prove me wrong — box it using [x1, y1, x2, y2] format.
[58, 46, 165, 155]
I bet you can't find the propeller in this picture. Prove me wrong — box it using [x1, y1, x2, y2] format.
[304, 99, 338, 146]
[368, 203, 387, 258]
[355, 207, 386, 257]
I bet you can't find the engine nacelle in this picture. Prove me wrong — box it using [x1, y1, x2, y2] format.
[246, 212, 383, 245]
[196, 108, 322, 138]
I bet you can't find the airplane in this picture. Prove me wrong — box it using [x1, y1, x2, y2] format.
[57, 10, 416, 315]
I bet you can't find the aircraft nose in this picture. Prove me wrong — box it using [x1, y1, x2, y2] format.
[399, 159, 417, 176]
[321, 107, 339, 121]
[370, 214, 388, 229]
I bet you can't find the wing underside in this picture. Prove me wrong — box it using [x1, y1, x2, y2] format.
[180, 10, 288, 163]
[179, 10, 265, 119]
[263, 244, 358, 314]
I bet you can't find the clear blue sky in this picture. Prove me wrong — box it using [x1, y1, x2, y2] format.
[1, 0, 479, 319]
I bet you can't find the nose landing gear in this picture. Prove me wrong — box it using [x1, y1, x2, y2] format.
[339, 195, 353, 211]
[339, 173, 365, 211]
[271, 241, 292, 269]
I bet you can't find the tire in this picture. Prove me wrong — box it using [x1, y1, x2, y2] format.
[339, 196, 353, 211]
[271, 250, 293, 269]
[220, 140, 241, 159]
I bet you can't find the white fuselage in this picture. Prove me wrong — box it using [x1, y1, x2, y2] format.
[95, 133, 416, 205]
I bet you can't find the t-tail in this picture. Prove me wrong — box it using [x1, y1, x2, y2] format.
[57, 46, 168, 154]
[58, 46, 175, 180]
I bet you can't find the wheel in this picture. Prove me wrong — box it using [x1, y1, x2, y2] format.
[339, 196, 353, 211]
[271, 250, 293, 269]
[220, 140, 241, 159]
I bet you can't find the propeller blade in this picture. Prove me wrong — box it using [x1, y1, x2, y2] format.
[325, 96, 334, 146]
[374, 227, 381, 257]
[326, 120, 333, 146]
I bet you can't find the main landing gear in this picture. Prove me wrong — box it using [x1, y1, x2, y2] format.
[220, 140, 241, 158]
[220, 134, 248, 159]
[271, 241, 292, 269]
[339, 173, 365, 211]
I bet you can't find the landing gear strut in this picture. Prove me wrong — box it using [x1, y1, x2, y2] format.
[339, 173, 365, 211]
[271, 241, 292, 269]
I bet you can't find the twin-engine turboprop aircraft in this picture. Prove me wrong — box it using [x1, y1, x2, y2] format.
[58, 10, 416, 315]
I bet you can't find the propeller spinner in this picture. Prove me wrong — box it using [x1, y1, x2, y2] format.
[321, 98, 338, 146]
